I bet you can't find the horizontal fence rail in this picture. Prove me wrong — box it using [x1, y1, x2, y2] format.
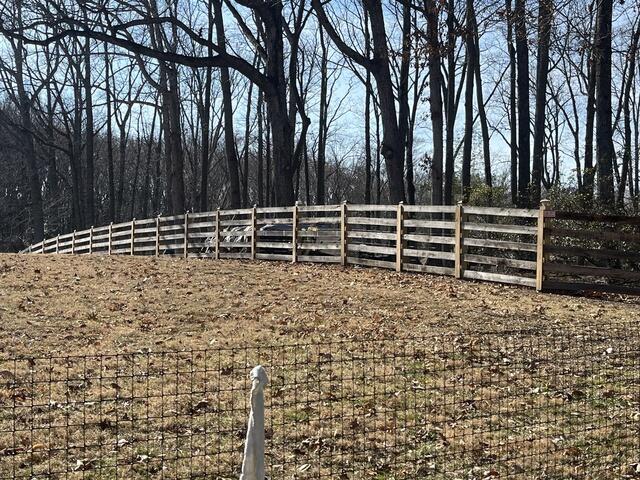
[22, 202, 640, 295]
[0, 327, 639, 478]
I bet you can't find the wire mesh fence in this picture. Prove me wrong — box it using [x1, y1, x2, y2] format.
[1, 325, 639, 479]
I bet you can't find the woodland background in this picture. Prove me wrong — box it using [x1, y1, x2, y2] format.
[0, 0, 638, 249]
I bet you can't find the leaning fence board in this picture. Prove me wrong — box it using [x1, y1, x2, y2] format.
[463, 270, 536, 288]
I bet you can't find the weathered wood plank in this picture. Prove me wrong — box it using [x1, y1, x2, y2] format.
[348, 230, 396, 241]
[404, 249, 456, 261]
[404, 219, 455, 230]
[346, 217, 396, 227]
[404, 234, 456, 245]
[298, 243, 341, 251]
[403, 263, 455, 276]
[347, 256, 396, 270]
[348, 244, 396, 255]
[256, 242, 293, 249]
[463, 222, 537, 235]
[463, 206, 539, 218]
[403, 205, 456, 214]
[463, 237, 538, 252]
[347, 204, 397, 212]
[256, 253, 293, 262]
[463, 270, 536, 288]
[463, 254, 537, 271]
[298, 255, 341, 263]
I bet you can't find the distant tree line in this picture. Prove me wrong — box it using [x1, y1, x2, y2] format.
[0, 0, 638, 247]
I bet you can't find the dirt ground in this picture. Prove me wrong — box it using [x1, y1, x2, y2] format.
[0, 253, 638, 358]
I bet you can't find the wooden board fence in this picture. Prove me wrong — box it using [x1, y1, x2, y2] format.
[21, 203, 640, 295]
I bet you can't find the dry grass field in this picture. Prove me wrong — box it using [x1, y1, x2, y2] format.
[1, 253, 639, 357]
[0, 254, 639, 479]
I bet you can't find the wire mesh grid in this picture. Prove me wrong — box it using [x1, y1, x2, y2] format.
[0, 325, 639, 479]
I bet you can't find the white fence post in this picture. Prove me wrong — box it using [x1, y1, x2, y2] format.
[240, 365, 269, 480]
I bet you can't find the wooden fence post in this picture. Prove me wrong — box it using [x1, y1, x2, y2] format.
[130, 219, 136, 256]
[71, 230, 76, 255]
[55, 234, 60, 254]
[340, 201, 348, 266]
[292, 201, 299, 263]
[536, 199, 551, 292]
[215, 209, 221, 260]
[155, 216, 160, 257]
[396, 202, 405, 272]
[251, 205, 257, 260]
[184, 211, 189, 259]
[89, 226, 93, 254]
[454, 202, 464, 279]
[108, 223, 113, 255]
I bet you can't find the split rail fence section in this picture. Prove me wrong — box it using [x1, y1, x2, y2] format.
[24, 203, 640, 294]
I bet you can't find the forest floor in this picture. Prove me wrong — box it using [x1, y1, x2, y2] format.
[1, 253, 638, 357]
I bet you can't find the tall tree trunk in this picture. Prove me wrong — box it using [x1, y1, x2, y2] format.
[594, 0, 615, 204]
[257, 92, 264, 206]
[583, 43, 597, 202]
[104, 43, 115, 222]
[515, 0, 531, 207]
[473, 34, 492, 190]
[444, 0, 457, 205]
[506, 0, 518, 205]
[398, 0, 415, 204]
[13, 0, 44, 241]
[242, 80, 254, 207]
[364, 72, 372, 204]
[364, 12, 373, 204]
[213, 0, 241, 208]
[83, 34, 94, 226]
[462, 0, 476, 202]
[531, 0, 553, 205]
[317, 27, 328, 205]
[425, 0, 444, 205]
